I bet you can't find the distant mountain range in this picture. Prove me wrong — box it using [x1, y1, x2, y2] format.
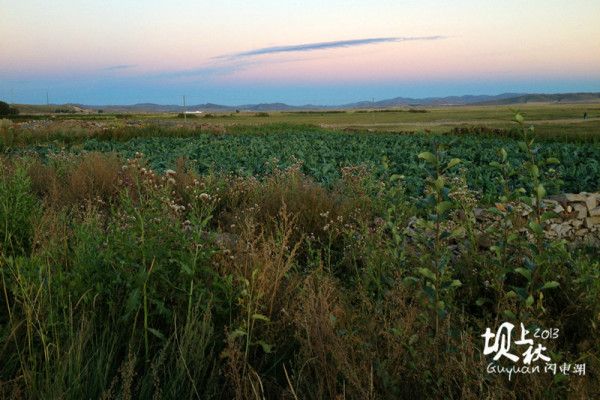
[13, 92, 600, 114]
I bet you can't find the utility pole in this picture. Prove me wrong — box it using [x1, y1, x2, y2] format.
[46, 90, 50, 113]
[183, 95, 187, 122]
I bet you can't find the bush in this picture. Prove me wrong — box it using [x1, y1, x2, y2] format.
[0, 100, 19, 116]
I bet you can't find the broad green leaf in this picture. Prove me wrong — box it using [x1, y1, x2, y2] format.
[417, 268, 436, 281]
[507, 233, 519, 243]
[450, 279, 462, 288]
[256, 340, 273, 353]
[252, 313, 271, 322]
[403, 276, 419, 286]
[229, 329, 247, 339]
[515, 267, 531, 281]
[541, 281, 560, 290]
[536, 184, 546, 200]
[518, 141, 528, 152]
[529, 221, 543, 235]
[515, 113, 524, 124]
[418, 151, 436, 164]
[525, 295, 534, 307]
[500, 148, 507, 162]
[446, 158, 461, 169]
[528, 164, 540, 178]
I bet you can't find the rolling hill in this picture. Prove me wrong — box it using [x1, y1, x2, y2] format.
[7, 92, 600, 114]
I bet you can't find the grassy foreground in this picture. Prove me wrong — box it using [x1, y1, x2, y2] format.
[0, 117, 599, 399]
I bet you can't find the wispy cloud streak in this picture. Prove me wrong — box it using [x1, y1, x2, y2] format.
[154, 61, 257, 79]
[154, 35, 447, 80]
[102, 64, 136, 71]
[217, 36, 446, 60]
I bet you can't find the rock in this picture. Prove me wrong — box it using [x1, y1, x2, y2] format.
[470, 192, 600, 246]
[566, 193, 588, 202]
[585, 194, 598, 211]
[575, 228, 589, 236]
[546, 195, 568, 206]
[548, 194, 585, 205]
[542, 199, 565, 214]
[556, 224, 572, 237]
[573, 203, 588, 219]
[585, 216, 600, 229]
[571, 219, 584, 229]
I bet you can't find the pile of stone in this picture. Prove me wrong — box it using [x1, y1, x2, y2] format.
[402, 192, 599, 252]
[543, 192, 600, 240]
[468, 192, 599, 246]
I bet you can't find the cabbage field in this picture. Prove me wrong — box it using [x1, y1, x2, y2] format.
[16, 126, 600, 198]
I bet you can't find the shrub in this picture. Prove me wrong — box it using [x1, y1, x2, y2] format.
[0, 100, 19, 116]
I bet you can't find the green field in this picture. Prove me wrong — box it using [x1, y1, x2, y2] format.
[14, 126, 600, 200]
[10, 103, 600, 137]
[194, 104, 600, 134]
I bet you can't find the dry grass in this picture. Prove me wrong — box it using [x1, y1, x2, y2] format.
[0, 152, 598, 399]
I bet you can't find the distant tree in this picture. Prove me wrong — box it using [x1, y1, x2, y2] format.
[0, 101, 19, 116]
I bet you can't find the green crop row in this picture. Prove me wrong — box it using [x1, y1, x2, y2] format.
[13, 128, 600, 201]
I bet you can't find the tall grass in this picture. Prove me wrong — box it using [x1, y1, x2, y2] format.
[0, 150, 598, 399]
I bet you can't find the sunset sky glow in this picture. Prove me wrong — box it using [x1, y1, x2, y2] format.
[1, 0, 599, 105]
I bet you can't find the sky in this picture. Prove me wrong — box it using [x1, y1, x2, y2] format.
[1, 0, 599, 105]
